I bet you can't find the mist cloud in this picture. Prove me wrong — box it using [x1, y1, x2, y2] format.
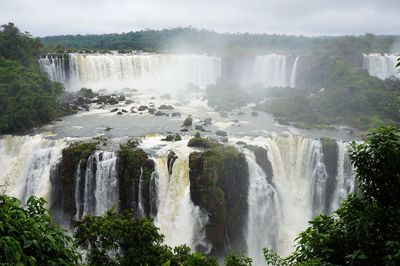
[0, 0, 399, 37]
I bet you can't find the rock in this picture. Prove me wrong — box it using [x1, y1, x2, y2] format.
[187, 137, 216, 148]
[121, 109, 128, 113]
[160, 93, 172, 100]
[130, 107, 136, 113]
[182, 116, 193, 127]
[195, 125, 205, 131]
[188, 146, 249, 257]
[118, 95, 126, 101]
[203, 117, 212, 126]
[180, 128, 189, 132]
[219, 111, 228, 118]
[252, 146, 273, 183]
[151, 96, 156, 100]
[251, 111, 258, 117]
[125, 100, 134, 104]
[171, 112, 181, 117]
[148, 108, 156, 114]
[117, 111, 123, 115]
[236, 141, 247, 146]
[138, 105, 148, 111]
[159, 104, 174, 110]
[237, 112, 245, 116]
[167, 151, 178, 175]
[117, 145, 154, 217]
[216, 130, 228, 137]
[155, 111, 166, 116]
[220, 137, 229, 143]
[232, 119, 239, 123]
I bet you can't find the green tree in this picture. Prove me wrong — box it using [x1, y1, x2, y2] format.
[264, 126, 400, 265]
[0, 195, 80, 265]
[73, 209, 217, 266]
[224, 252, 253, 266]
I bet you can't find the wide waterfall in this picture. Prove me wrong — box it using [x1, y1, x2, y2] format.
[232, 54, 299, 88]
[38, 53, 222, 91]
[362, 53, 399, 80]
[0, 134, 354, 263]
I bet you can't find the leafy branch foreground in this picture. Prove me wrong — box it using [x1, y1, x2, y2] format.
[1, 126, 400, 265]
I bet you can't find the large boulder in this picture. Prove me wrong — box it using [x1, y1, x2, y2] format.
[189, 145, 249, 257]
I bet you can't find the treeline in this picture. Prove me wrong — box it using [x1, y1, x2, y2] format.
[0, 23, 67, 134]
[41, 27, 398, 55]
[1, 126, 399, 265]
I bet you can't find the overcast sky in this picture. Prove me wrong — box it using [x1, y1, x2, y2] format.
[0, 0, 399, 37]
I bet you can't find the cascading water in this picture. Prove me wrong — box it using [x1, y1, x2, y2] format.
[79, 151, 118, 218]
[232, 54, 299, 88]
[148, 140, 210, 252]
[362, 53, 399, 80]
[38, 53, 222, 91]
[38, 55, 67, 84]
[244, 149, 280, 266]
[0, 135, 65, 201]
[241, 135, 354, 263]
[329, 141, 355, 211]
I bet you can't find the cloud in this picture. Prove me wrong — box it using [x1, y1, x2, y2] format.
[0, 0, 399, 36]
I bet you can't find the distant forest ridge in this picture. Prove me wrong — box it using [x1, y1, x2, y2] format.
[41, 27, 400, 55]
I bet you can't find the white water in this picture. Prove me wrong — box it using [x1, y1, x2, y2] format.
[0, 135, 66, 202]
[142, 137, 210, 252]
[38, 55, 67, 84]
[0, 133, 354, 262]
[39, 53, 221, 91]
[329, 141, 355, 211]
[245, 149, 280, 266]
[233, 54, 299, 88]
[81, 151, 118, 217]
[362, 53, 399, 80]
[239, 135, 354, 263]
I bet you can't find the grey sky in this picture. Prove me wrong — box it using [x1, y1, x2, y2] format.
[0, 0, 399, 37]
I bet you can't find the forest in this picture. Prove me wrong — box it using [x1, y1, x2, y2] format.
[0, 23, 68, 134]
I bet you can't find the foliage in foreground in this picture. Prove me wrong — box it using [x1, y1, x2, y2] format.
[73, 209, 217, 266]
[264, 126, 400, 265]
[0, 195, 80, 265]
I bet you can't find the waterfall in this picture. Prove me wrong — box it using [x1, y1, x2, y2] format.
[329, 141, 355, 211]
[0, 135, 65, 201]
[242, 135, 354, 261]
[39, 53, 222, 91]
[245, 149, 280, 266]
[290, 56, 299, 88]
[138, 167, 145, 217]
[152, 147, 209, 251]
[232, 54, 299, 88]
[79, 151, 118, 218]
[38, 55, 67, 84]
[362, 53, 399, 80]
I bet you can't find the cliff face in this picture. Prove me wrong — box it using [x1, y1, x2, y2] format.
[50, 142, 97, 225]
[189, 145, 249, 257]
[51, 142, 154, 225]
[117, 144, 155, 217]
[321, 138, 339, 213]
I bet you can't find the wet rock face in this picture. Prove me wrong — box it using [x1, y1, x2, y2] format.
[189, 146, 249, 257]
[252, 146, 274, 183]
[167, 151, 178, 176]
[117, 145, 153, 216]
[50, 142, 97, 225]
[321, 138, 339, 213]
